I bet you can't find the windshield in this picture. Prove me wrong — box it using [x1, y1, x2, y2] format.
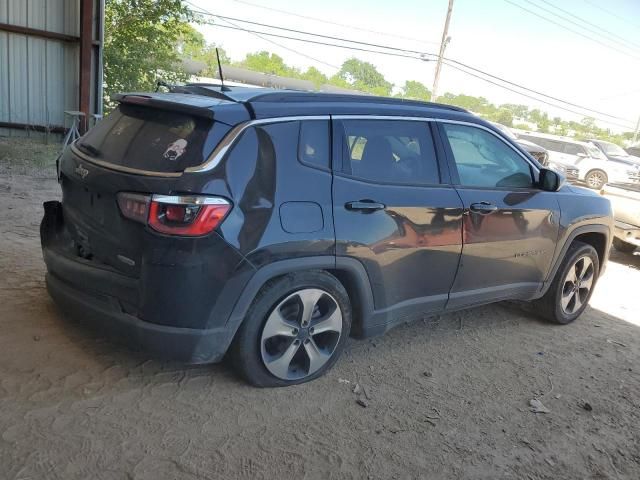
[586, 144, 606, 159]
[598, 141, 628, 157]
[492, 123, 518, 140]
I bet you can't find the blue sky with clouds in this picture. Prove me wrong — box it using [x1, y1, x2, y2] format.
[191, 0, 640, 131]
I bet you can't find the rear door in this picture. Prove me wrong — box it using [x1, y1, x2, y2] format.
[438, 122, 561, 308]
[331, 117, 463, 320]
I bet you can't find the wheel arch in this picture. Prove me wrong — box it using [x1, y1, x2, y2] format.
[538, 224, 610, 297]
[224, 256, 375, 348]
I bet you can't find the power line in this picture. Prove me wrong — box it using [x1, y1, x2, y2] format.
[190, 9, 431, 57]
[188, 3, 339, 69]
[186, 4, 635, 128]
[524, 0, 640, 54]
[442, 61, 635, 129]
[597, 88, 640, 102]
[201, 22, 429, 60]
[536, 0, 640, 51]
[582, 0, 640, 30]
[190, 5, 635, 123]
[218, 0, 442, 46]
[444, 58, 633, 122]
[204, 21, 635, 128]
[502, 0, 640, 62]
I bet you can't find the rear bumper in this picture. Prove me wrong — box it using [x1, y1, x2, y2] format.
[614, 220, 640, 247]
[46, 272, 230, 363]
[40, 200, 249, 364]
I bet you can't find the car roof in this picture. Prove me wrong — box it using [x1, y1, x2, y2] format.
[185, 85, 468, 111]
[114, 85, 478, 125]
[519, 131, 593, 147]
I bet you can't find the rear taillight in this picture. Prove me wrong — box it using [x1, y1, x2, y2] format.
[116, 193, 231, 236]
[117, 192, 150, 224]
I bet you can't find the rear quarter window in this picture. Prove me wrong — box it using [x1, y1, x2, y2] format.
[298, 120, 330, 169]
[77, 104, 215, 173]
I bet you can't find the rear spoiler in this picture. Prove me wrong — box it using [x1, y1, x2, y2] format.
[111, 93, 231, 119]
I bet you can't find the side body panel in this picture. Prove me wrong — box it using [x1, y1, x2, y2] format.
[214, 120, 335, 266]
[448, 188, 560, 307]
[331, 118, 464, 323]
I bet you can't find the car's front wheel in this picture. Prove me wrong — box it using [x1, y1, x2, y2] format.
[534, 241, 599, 324]
[229, 271, 351, 387]
[584, 169, 608, 189]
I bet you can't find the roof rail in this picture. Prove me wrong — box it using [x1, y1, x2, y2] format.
[180, 84, 468, 112]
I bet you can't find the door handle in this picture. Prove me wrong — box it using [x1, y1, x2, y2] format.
[345, 200, 386, 211]
[469, 202, 498, 215]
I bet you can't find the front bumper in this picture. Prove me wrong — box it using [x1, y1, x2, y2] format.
[40, 200, 245, 364]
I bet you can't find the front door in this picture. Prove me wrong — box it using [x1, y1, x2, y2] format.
[438, 122, 561, 309]
[332, 117, 464, 322]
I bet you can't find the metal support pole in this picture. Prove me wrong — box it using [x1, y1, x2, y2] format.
[431, 0, 454, 102]
[79, 0, 94, 133]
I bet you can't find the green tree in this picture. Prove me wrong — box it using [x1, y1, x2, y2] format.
[300, 66, 328, 87]
[493, 109, 514, 127]
[501, 103, 529, 119]
[334, 58, 392, 96]
[237, 51, 300, 77]
[397, 80, 431, 101]
[104, 0, 193, 109]
[177, 25, 229, 77]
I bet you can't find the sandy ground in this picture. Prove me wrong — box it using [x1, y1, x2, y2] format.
[1, 162, 639, 479]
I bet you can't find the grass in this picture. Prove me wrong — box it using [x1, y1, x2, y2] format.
[0, 137, 61, 176]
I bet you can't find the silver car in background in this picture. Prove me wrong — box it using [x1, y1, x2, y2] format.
[491, 123, 579, 181]
[518, 132, 639, 189]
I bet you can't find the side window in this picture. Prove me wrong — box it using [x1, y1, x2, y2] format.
[562, 143, 582, 156]
[340, 119, 440, 185]
[298, 120, 330, 169]
[442, 123, 533, 189]
[547, 140, 566, 153]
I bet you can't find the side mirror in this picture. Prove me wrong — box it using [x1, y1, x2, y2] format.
[539, 168, 566, 192]
[576, 152, 588, 158]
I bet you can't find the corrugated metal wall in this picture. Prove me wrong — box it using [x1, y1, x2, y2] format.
[0, 0, 80, 137]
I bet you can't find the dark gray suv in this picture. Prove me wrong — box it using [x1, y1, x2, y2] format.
[41, 87, 614, 386]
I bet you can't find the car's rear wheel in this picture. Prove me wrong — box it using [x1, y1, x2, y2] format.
[229, 271, 351, 387]
[534, 241, 599, 324]
[612, 237, 637, 253]
[584, 169, 607, 189]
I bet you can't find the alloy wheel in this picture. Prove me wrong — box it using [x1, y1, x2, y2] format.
[260, 288, 343, 380]
[560, 256, 595, 315]
[586, 172, 605, 189]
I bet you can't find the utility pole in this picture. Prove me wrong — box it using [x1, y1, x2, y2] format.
[431, 0, 454, 103]
[633, 115, 640, 144]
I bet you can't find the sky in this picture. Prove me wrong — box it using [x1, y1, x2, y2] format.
[189, 0, 640, 132]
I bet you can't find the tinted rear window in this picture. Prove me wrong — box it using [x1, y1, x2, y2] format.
[76, 104, 214, 173]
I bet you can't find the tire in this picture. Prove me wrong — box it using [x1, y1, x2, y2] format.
[612, 237, 637, 253]
[584, 169, 608, 189]
[534, 241, 599, 324]
[229, 270, 352, 387]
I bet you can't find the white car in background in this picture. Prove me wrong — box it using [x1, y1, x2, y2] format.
[518, 132, 640, 189]
[491, 123, 580, 181]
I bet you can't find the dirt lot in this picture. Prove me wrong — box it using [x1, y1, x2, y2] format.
[1, 140, 639, 479]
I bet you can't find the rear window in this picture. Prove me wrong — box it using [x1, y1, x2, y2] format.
[76, 104, 214, 173]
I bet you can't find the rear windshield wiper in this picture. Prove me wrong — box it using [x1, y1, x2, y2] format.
[76, 142, 101, 157]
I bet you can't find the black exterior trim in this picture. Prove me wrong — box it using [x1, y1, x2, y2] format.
[46, 273, 230, 364]
[537, 224, 610, 297]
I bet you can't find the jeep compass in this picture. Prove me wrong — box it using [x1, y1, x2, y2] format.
[41, 86, 614, 386]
